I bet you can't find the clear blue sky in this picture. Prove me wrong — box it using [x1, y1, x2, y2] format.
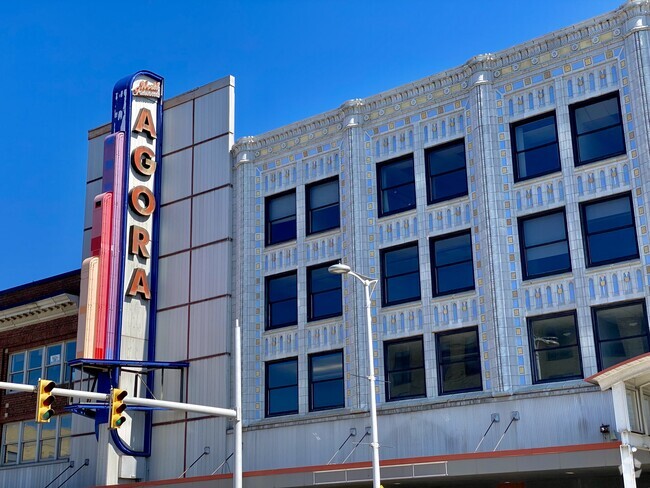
[0, 0, 623, 290]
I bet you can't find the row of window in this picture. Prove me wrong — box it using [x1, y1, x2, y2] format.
[264, 92, 626, 249]
[266, 327, 481, 417]
[520, 192, 638, 279]
[7, 341, 77, 389]
[266, 191, 639, 329]
[1, 415, 72, 465]
[266, 177, 340, 246]
[265, 300, 650, 417]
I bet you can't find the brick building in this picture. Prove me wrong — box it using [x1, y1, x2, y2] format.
[0, 270, 80, 486]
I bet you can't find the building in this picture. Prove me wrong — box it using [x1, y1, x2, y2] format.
[0, 271, 81, 487]
[5, 1, 650, 487]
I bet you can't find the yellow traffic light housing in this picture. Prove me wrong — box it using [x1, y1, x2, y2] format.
[36, 379, 56, 423]
[109, 388, 128, 429]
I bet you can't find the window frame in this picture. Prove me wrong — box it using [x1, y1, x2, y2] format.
[518, 208, 571, 280]
[570, 91, 626, 166]
[580, 192, 639, 268]
[308, 350, 345, 411]
[510, 111, 561, 182]
[383, 337, 427, 402]
[7, 341, 77, 394]
[1, 415, 72, 466]
[592, 300, 650, 372]
[265, 357, 299, 417]
[425, 139, 468, 204]
[430, 229, 475, 297]
[306, 177, 340, 236]
[265, 189, 297, 246]
[527, 311, 583, 384]
[265, 271, 298, 330]
[436, 327, 483, 396]
[376, 155, 417, 218]
[380, 241, 421, 307]
[307, 261, 342, 322]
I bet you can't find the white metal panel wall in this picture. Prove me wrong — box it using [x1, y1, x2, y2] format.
[189, 297, 230, 358]
[159, 199, 191, 256]
[190, 241, 231, 302]
[82, 228, 92, 261]
[157, 252, 190, 309]
[191, 187, 232, 247]
[193, 136, 232, 194]
[83, 179, 102, 231]
[185, 418, 229, 477]
[193, 84, 234, 144]
[156, 306, 188, 361]
[160, 148, 193, 205]
[149, 423, 185, 481]
[241, 389, 615, 471]
[187, 355, 230, 416]
[162, 101, 193, 155]
[86, 134, 106, 182]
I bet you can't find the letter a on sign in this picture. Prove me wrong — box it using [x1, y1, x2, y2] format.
[127, 268, 151, 300]
[133, 108, 157, 139]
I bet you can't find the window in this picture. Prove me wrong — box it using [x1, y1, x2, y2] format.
[581, 194, 638, 267]
[381, 242, 421, 306]
[437, 328, 482, 395]
[307, 178, 340, 235]
[265, 191, 296, 246]
[266, 272, 297, 330]
[384, 338, 426, 401]
[430, 230, 474, 296]
[308, 262, 342, 321]
[511, 112, 561, 181]
[8, 341, 77, 391]
[570, 92, 625, 165]
[377, 156, 416, 217]
[309, 351, 344, 411]
[593, 301, 650, 371]
[1, 415, 72, 465]
[528, 312, 582, 383]
[519, 210, 571, 279]
[266, 358, 298, 417]
[426, 139, 468, 203]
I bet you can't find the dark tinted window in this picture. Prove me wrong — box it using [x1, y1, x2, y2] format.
[581, 194, 638, 267]
[519, 210, 571, 279]
[381, 243, 421, 306]
[437, 328, 482, 395]
[377, 156, 416, 217]
[384, 338, 426, 401]
[308, 263, 342, 321]
[266, 272, 297, 329]
[266, 358, 298, 416]
[512, 113, 561, 181]
[430, 231, 474, 296]
[528, 312, 582, 383]
[571, 92, 625, 165]
[266, 191, 296, 246]
[309, 351, 344, 411]
[307, 178, 340, 235]
[426, 140, 468, 203]
[594, 302, 650, 370]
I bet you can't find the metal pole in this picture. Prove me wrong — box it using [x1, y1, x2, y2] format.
[234, 319, 243, 488]
[363, 280, 381, 488]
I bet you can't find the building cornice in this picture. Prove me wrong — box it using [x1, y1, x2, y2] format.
[232, 1, 643, 159]
[0, 293, 79, 332]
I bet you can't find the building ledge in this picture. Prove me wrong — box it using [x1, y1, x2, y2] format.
[0, 293, 78, 332]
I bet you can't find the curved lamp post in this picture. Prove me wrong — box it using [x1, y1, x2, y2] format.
[328, 263, 380, 488]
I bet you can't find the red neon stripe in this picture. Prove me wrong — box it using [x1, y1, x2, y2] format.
[92, 193, 113, 359]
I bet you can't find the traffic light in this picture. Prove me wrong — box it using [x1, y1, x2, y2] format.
[109, 388, 128, 429]
[36, 379, 56, 423]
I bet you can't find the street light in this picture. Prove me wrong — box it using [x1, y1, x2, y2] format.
[328, 263, 381, 488]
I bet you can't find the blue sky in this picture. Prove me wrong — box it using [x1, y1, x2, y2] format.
[0, 0, 622, 290]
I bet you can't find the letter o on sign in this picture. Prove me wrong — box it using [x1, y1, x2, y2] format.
[129, 186, 156, 216]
